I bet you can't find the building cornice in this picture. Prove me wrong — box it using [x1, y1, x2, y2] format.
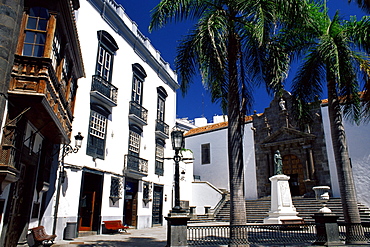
[87, 0, 179, 91]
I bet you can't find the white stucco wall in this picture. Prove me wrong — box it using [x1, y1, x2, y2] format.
[44, 0, 179, 237]
[321, 106, 370, 208]
[191, 181, 223, 214]
[185, 121, 257, 199]
[186, 127, 229, 191]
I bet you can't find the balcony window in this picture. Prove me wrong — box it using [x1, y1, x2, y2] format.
[132, 76, 143, 104]
[96, 46, 112, 82]
[131, 63, 147, 105]
[156, 87, 167, 122]
[95, 30, 118, 82]
[23, 7, 49, 57]
[157, 97, 165, 122]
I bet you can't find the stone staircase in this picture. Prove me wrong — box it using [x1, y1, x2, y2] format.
[215, 197, 370, 223]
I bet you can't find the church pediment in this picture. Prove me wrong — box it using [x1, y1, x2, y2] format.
[260, 127, 316, 148]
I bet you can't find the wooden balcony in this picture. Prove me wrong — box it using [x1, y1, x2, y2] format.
[9, 55, 73, 143]
[155, 119, 169, 139]
[128, 101, 148, 126]
[90, 75, 118, 107]
[124, 154, 148, 179]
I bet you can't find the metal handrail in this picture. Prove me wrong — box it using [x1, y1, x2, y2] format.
[91, 75, 118, 103]
[129, 101, 148, 123]
[124, 154, 148, 174]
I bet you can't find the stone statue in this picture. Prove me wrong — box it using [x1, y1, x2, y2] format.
[279, 98, 286, 111]
[274, 150, 283, 175]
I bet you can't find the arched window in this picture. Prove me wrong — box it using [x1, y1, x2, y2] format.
[23, 7, 49, 57]
[95, 31, 119, 82]
[131, 64, 147, 105]
[157, 86, 168, 122]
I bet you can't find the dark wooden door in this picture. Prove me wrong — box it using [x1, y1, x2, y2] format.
[152, 186, 163, 225]
[79, 191, 96, 231]
[283, 154, 305, 196]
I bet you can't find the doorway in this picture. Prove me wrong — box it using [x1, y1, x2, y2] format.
[282, 154, 305, 196]
[124, 179, 138, 227]
[152, 185, 163, 226]
[78, 172, 103, 232]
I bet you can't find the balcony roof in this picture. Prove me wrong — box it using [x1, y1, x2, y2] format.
[8, 92, 70, 144]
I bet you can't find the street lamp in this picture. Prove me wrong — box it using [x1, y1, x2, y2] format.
[52, 132, 84, 235]
[171, 129, 185, 212]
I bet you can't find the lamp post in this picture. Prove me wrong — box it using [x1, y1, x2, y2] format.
[166, 129, 190, 247]
[52, 132, 84, 235]
[170, 129, 184, 213]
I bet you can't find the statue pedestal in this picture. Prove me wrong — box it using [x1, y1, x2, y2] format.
[264, 175, 302, 224]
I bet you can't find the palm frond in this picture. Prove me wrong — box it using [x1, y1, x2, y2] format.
[149, 0, 208, 31]
[348, 0, 370, 14]
[292, 48, 325, 103]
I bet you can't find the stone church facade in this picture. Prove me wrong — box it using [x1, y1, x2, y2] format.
[252, 91, 331, 198]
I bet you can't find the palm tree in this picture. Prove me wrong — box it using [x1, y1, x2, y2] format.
[348, 0, 370, 13]
[281, 8, 370, 244]
[149, 0, 316, 231]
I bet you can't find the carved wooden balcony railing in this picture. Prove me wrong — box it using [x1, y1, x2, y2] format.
[90, 75, 118, 107]
[129, 101, 148, 126]
[155, 119, 169, 139]
[9, 55, 73, 143]
[124, 154, 148, 178]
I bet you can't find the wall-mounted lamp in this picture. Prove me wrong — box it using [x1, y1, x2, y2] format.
[53, 132, 83, 235]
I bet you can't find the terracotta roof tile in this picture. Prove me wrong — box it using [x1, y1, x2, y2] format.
[185, 114, 260, 137]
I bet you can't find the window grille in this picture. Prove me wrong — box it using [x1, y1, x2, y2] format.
[155, 144, 164, 176]
[90, 111, 107, 139]
[110, 177, 122, 205]
[143, 182, 152, 205]
[87, 110, 108, 159]
[128, 130, 140, 155]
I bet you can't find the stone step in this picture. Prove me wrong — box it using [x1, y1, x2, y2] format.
[78, 231, 97, 237]
[214, 197, 370, 224]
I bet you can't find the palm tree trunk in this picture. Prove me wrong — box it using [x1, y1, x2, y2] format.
[227, 15, 247, 246]
[327, 80, 365, 244]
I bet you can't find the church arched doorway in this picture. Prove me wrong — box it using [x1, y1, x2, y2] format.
[282, 154, 305, 196]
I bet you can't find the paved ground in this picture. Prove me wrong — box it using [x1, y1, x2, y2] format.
[52, 226, 167, 247]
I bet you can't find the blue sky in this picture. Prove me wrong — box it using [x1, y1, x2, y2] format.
[118, 0, 368, 122]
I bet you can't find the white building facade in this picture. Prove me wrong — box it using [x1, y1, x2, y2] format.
[42, 0, 182, 239]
